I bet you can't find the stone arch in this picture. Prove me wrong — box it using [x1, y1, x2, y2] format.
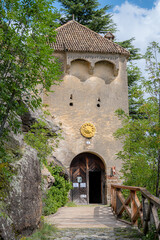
[94, 60, 118, 84]
[70, 152, 106, 204]
[69, 59, 91, 81]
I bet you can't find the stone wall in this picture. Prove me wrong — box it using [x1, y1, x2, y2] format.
[43, 51, 128, 203]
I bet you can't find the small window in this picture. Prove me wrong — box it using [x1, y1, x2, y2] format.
[70, 94, 73, 100]
[69, 102, 73, 106]
[97, 104, 100, 108]
[97, 98, 101, 102]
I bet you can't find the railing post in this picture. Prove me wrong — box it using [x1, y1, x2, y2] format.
[111, 186, 113, 208]
[112, 187, 116, 213]
[131, 190, 138, 226]
[116, 188, 123, 217]
[142, 195, 150, 234]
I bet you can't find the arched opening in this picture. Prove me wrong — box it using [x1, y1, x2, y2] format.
[94, 60, 117, 83]
[70, 59, 91, 81]
[70, 152, 106, 204]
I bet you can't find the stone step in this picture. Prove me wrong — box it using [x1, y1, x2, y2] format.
[45, 206, 143, 239]
[46, 228, 143, 240]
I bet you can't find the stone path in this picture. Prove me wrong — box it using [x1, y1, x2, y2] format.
[45, 206, 143, 239]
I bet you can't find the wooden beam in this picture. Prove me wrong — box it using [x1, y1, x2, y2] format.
[151, 205, 160, 233]
[141, 189, 160, 208]
[111, 184, 143, 191]
[86, 156, 89, 204]
[117, 191, 131, 217]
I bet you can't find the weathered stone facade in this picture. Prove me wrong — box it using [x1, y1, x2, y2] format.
[43, 20, 129, 203]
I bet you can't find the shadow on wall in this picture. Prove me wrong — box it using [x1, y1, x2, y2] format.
[69, 59, 117, 84]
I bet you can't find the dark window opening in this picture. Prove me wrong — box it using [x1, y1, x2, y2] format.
[97, 104, 100, 107]
[89, 171, 102, 203]
[70, 94, 73, 100]
[69, 102, 73, 106]
[97, 98, 101, 102]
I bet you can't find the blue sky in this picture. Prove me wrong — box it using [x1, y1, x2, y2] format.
[54, 0, 156, 11]
[53, 0, 160, 77]
[102, 0, 155, 10]
[53, 0, 160, 55]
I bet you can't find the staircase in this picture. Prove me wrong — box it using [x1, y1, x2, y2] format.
[45, 205, 143, 239]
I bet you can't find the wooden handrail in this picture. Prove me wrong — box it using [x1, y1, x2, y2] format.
[111, 184, 143, 191]
[141, 189, 160, 207]
[111, 184, 160, 239]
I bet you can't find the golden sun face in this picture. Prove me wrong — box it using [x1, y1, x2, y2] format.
[80, 123, 96, 138]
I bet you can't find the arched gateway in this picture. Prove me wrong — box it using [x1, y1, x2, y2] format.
[70, 153, 106, 204]
[43, 20, 129, 203]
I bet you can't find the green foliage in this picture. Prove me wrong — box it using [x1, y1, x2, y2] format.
[24, 119, 60, 165]
[114, 104, 158, 194]
[24, 120, 72, 216]
[43, 165, 72, 216]
[117, 38, 142, 62]
[25, 223, 57, 240]
[58, 0, 116, 33]
[0, 0, 61, 140]
[114, 42, 160, 195]
[0, 142, 22, 199]
[127, 63, 144, 119]
[65, 201, 77, 207]
[118, 38, 144, 119]
[142, 225, 158, 240]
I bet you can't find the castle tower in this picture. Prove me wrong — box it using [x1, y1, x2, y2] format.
[43, 20, 129, 204]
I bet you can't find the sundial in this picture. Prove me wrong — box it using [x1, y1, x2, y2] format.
[80, 123, 96, 138]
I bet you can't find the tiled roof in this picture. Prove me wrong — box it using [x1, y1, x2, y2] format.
[51, 20, 129, 57]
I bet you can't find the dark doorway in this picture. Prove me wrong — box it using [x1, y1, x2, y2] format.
[89, 171, 101, 203]
[70, 152, 105, 204]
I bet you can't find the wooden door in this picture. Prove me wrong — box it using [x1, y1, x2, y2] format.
[70, 153, 105, 204]
[71, 155, 87, 204]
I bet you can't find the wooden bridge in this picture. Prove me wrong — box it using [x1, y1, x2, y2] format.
[111, 184, 160, 240]
[45, 184, 160, 239]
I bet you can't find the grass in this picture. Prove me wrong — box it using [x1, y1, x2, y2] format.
[65, 201, 77, 207]
[21, 223, 57, 240]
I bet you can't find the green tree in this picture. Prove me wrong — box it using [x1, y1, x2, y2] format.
[144, 42, 160, 196]
[114, 42, 160, 196]
[0, 0, 61, 140]
[117, 38, 142, 62]
[58, 0, 116, 33]
[118, 38, 144, 119]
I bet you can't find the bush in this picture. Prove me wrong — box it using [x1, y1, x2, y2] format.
[142, 225, 158, 240]
[43, 165, 72, 215]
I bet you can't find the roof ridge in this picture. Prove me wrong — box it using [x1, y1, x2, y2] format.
[55, 20, 129, 55]
[53, 20, 130, 56]
[55, 20, 75, 31]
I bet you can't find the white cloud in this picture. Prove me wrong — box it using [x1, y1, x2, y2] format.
[113, 0, 160, 54]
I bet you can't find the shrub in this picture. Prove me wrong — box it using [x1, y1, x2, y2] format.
[43, 165, 72, 215]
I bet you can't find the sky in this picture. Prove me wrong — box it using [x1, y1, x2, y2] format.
[54, 0, 160, 75]
[54, 0, 160, 53]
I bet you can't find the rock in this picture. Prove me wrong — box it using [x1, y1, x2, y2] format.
[0, 107, 60, 239]
[48, 155, 69, 180]
[0, 142, 42, 240]
[42, 165, 55, 190]
[21, 108, 59, 133]
[10, 144, 42, 237]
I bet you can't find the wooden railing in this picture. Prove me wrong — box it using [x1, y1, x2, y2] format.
[111, 184, 160, 239]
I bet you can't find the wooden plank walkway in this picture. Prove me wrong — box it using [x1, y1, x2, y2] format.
[45, 206, 143, 239]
